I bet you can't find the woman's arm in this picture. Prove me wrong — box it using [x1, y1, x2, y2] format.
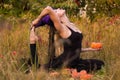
[33, 15, 54, 28]
[32, 6, 52, 26]
[81, 48, 101, 53]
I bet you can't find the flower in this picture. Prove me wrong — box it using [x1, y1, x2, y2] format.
[12, 51, 17, 55]
[80, 74, 93, 80]
[71, 69, 80, 78]
[79, 70, 93, 80]
[71, 69, 93, 80]
[79, 70, 87, 75]
[0, 54, 3, 58]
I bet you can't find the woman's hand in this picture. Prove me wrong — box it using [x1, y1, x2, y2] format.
[32, 18, 39, 26]
[81, 47, 102, 52]
[89, 47, 101, 51]
[30, 27, 37, 44]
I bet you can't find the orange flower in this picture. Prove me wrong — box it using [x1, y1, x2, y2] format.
[71, 69, 80, 78]
[79, 70, 93, 80]
[91, 42, 102, 49]
[0, 54, 3, 58]
[12, 51, 17, 55]
[79, 70, 87, 75]
[70, 69, 93, 80]
[80, 74, 93, 80]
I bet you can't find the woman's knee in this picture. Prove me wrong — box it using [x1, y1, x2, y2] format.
[45, 6, 53, 13]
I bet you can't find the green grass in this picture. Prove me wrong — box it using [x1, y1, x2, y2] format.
[0, 15, 120, 80]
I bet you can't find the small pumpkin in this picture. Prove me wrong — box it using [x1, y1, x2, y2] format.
[91, 42, 102, 49]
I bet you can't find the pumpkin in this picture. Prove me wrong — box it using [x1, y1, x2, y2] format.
[91, 42, 102, 49]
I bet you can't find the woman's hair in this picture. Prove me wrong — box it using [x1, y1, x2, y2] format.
[54, 33, 64, 57]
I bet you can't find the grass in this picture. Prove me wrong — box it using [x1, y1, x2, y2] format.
[0, 15, 120, 80]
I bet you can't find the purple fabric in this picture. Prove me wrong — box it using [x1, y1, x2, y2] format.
[34, 15, 54, 28]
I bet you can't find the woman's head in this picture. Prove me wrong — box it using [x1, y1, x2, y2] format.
[54, 8, 70, 24]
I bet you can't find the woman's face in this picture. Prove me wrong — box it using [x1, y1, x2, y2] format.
[55, 8, 65, 17]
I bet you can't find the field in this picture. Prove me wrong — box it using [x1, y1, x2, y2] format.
[0, 14, 120, 80]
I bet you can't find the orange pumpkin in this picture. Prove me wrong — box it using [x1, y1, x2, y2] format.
[91, 42, 102, 49]
[96, 43, 102, 48]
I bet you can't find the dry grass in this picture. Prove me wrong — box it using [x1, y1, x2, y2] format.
[0, 15, 120, 80]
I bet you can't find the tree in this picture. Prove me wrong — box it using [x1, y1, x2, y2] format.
[0, 0, 120, 20]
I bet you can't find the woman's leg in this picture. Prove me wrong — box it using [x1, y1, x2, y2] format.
[44, 50, 69, 69]
[32, 6, 63, 33]
[30, 27, 38, 67]
[45, 46, 80, 69]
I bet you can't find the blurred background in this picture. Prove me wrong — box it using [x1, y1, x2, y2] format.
[0, 0, 120, 80]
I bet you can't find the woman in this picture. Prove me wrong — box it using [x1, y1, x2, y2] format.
[31, 6, 103, 71]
